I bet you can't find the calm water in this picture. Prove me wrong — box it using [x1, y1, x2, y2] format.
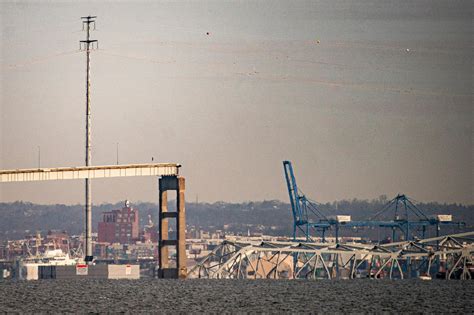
[0, 279, 472, 313]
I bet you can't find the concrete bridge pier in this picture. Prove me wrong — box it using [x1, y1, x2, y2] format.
[158, 176, 187, 279]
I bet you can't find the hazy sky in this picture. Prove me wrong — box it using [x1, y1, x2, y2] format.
[0, 0, 472, 205]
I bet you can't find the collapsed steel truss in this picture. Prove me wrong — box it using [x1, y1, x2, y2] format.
[189, 232, 474, 280]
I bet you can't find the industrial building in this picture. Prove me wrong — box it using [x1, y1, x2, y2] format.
[98, 201, 139, 244]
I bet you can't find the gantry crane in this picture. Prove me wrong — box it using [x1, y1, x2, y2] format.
[283, 161, 465, 243]
[283, 160, 330, 241]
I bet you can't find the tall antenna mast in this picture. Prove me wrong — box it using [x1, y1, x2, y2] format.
[80, 15, 98, 263]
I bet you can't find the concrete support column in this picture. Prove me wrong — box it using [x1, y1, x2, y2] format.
[176, 177, 187, 278]
[158, 176, 187, 279]
[159, 189, 169, 270]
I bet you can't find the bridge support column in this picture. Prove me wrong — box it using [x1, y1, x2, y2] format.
[158, 176, 187, 279]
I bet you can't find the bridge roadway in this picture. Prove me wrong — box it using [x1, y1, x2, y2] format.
[0, 163, 180, 182]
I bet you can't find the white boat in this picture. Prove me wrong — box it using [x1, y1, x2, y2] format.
[419, 275, 432, 281]
[19, 249, 78, 280]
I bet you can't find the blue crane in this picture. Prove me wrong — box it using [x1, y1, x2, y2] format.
[283, 161, 330, 241]
[283, 160, 465, 243]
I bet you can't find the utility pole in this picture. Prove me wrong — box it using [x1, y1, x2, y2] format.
[80, 15, 98, 263]
[37, 146, 41, 168]
[116, 142, 119, 165]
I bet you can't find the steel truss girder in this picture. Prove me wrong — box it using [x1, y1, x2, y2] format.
[188, 232, 474, 280]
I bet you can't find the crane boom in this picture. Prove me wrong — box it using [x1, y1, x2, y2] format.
[283, 161, 330, 241]
[283, 161, 304, 230]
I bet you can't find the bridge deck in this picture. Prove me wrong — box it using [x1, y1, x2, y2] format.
[0, 163, 180, 182]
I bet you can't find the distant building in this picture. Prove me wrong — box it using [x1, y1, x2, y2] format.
[98, 200, 139, 244]
[46, 230, 70, 254]
[142, 214, 158, 243]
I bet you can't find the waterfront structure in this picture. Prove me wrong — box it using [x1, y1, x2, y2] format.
[189, 231, 474, 280]
[98, 201, 139, 244]
[18, 249, 78, 280]
[283, 160, 465, 242]
[0, 231, 78, 261]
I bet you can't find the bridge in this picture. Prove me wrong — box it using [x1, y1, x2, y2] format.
[0, 163, 186, 278]
[189, 232, 474, 280]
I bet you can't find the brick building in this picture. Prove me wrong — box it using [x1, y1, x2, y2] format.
[98, 200, 139, 244]
[142, 214, 158, 243]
